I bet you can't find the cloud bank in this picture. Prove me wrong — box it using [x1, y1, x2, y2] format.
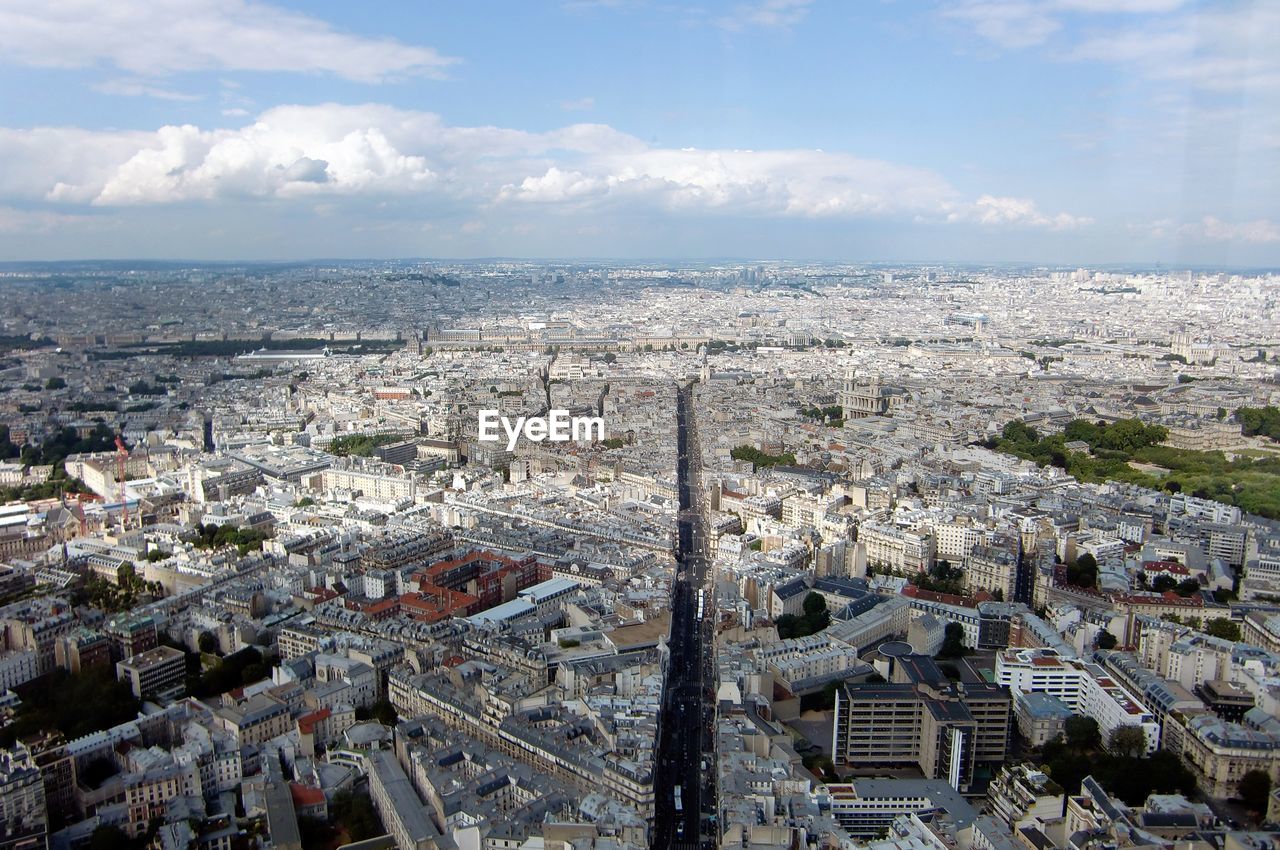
[0, 103, 1088, 233]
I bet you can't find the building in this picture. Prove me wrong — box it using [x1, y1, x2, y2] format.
[0, 651, 37, 693]
[1013, 691, 1074, 747]
[768, 577, 810, 620]
[839, 373, 903, 420]
[1198, 679, 1255, 723]
[986, 764, 1064, 829]
[104, 613, 159, 662]
[318, 459, 417, 503]
[1164, 710, 1280, 799]
[216, 694, 291, 746]
[116, 645, 186, 700]
[964, 542, 1018, 601]
[823, 779, 977, 837]
[860, 521, 935, 574]
[832, 654, 1011, 794]
[367, 749, 440, 850]
[995, 648, 1160, 754]
[54, 629, 112, 675]
[0, 743, 46, 850]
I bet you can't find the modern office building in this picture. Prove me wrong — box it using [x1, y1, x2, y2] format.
[832, 654, 1011, 793]
[116, 645, 186, 700]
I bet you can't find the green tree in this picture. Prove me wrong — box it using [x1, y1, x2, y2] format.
[1064, 715, 1101, 749]
[803, 592, 826, 616]
[330, 789, 384, 842]
[198, 631, 219, 654]
[1238, 769, 1272, 813]
[1204, 618, 1242, 642]
[1108, 725, 1147, 757]
[116, 561, 137, 587]
[372, 699, 398, 726]
[937, 622, 968, 659]
[1096, 630, 1118, 650]
[241, 663, 269, 686]
[45, 377, 66, 390]
[1066, 553, 1099, 589]
[1001, 420, 1040, 445]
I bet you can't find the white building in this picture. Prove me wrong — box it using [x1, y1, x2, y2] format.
[996, 648, 1159, 753]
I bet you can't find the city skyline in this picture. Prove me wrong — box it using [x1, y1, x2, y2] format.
[0, 0, 1278, 264]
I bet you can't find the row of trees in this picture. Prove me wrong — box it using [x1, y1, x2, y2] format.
[1041, 715, 1272, 816]
[69, 563, 163, 612]
[188, 646, 274, 698]
[327, 433, 408, 457]
[1063, 553, 1098, 589]
[1041, 716, 1196, 804]
[799, 404, 844, 424]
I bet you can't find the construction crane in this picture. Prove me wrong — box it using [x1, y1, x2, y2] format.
[114, 436, 129, 528]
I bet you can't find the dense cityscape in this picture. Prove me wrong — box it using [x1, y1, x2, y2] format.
[0, 260, 1276, 850]
[2, 0, 1279, 847]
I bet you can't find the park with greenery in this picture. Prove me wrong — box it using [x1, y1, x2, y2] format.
[731, 444, 797, 470]
[1237, 406, 1280, 442]
[0, 666, 141, 748]
[192, 522, 272, 556]
[991, 418, 1280, 519]
[799, 404, 844, 426]
[326, 433, 410, 457]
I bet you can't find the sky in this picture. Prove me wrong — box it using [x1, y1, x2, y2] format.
[0, 0, 1277, 265]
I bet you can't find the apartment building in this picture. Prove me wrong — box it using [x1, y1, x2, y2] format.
[0, 744, 46, 850]
[995, 648, 1159, 753]
[1163, 711, 1280, 798]
[367, 749, 440, 850]
[859, 520, 935, 574]
[216, 694, 291, 746]
[964, 542, 1018, 600]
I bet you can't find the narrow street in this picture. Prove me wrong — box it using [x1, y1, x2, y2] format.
[652, 384, 714, 850]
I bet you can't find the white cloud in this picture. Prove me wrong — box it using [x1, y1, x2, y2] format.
[719, 0, 813, 31]
[1181, 216, 1280, 244]
[511, 148, 959, 218]
[0, 103, 1088, 232]
[948, 195, 1092, 230]
[0, 0, 456, 83]
[560, 97, 596, 112]
[945, 0, 1279, 99]
[1056, 0, 1186, 12]
[91, 78, 200, 101]
[1070, 3, 1280, 94]
[944, 1, 1060, 49]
